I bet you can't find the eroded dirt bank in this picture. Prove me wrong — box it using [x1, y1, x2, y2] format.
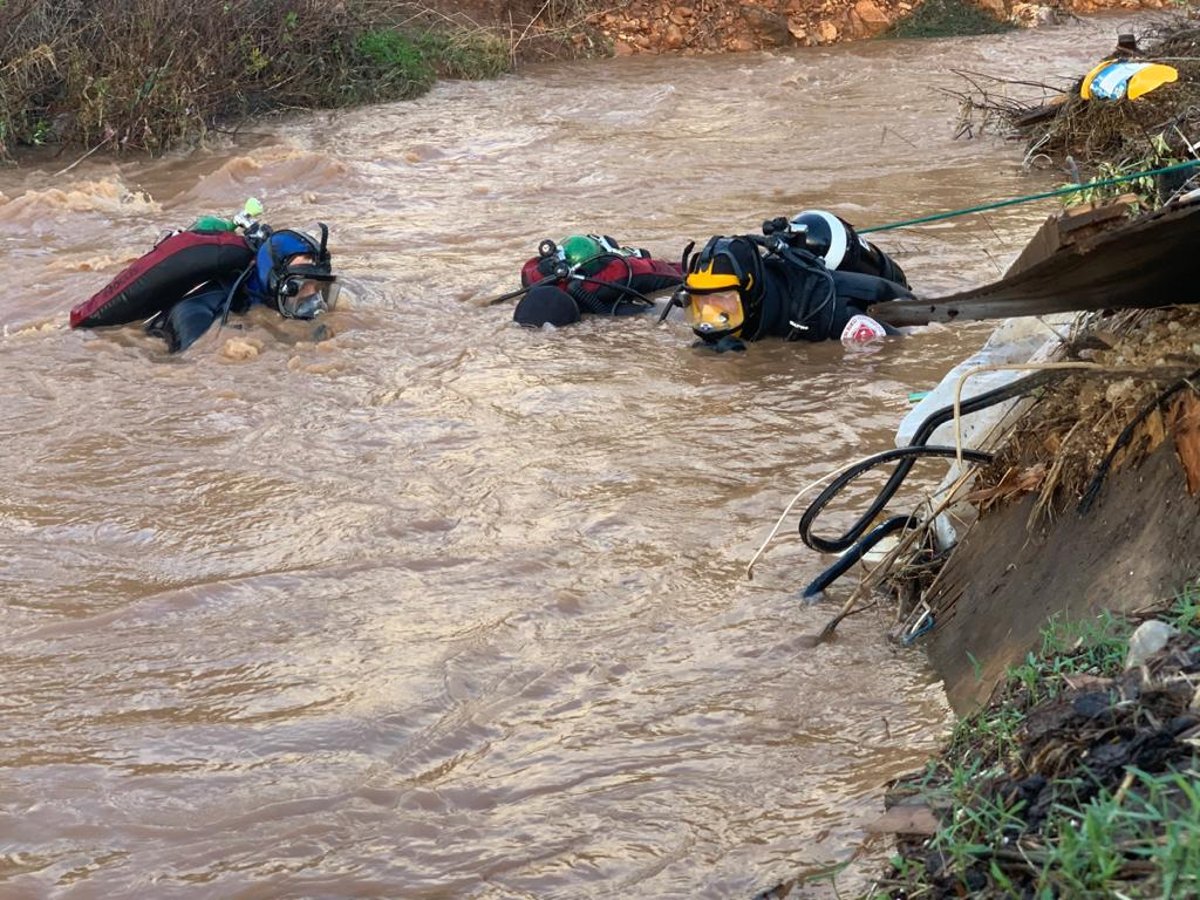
[586, 0, 1171, 54]
[464, 0, 1171, 58]
[859, 11, 1200, 893]
[928, 307, 1200, 713]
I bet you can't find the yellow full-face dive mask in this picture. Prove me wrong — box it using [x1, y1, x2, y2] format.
[684, 289, 745, 339]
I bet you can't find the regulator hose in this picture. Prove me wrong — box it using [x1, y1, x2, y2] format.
[571, 255, 658, 312]
[799, 369, 1067, 554]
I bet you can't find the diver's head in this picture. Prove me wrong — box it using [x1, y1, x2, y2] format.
[679, 236, 763, 347]
[256, 224, 339, 319]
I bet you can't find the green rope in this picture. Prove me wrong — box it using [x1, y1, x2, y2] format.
[859, 157, 1200, 234]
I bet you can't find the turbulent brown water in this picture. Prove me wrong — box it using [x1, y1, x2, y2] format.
[0, 17, 1139, 898]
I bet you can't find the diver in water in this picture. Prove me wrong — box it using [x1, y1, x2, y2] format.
[145, 225, 340, 353]
[669, 210, 913, 351]
[511, 233, 682, 327]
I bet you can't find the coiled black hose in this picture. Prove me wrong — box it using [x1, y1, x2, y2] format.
[801, 513, 915, 600]
[797, 446, 993, 595]
[798, 369, 1069, 558]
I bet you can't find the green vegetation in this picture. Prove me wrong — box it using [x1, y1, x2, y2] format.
[0, 0, 518, 158]
[873, 586, 1200, 898]
[883, 0, 1013, 40]
[1062, 132, 1194, 209]
[413, 30, 511, 81]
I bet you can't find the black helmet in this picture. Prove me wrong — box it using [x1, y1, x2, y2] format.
[681, 236, 765, 343]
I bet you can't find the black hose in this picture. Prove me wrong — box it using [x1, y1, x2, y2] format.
[571, 253, 669, 312]
[775, 243, 837, 339]
[573, 275, 659, 309]
[219, 263, 256, 326]
[798, 369, 1067, 553]
[482, 275, 554, 307]
[801, 514, 915, 600]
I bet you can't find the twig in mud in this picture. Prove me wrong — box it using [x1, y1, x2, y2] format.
[951, 68, 1076, 96]
[745, 456, 865, 581]
[1028, 418, 1082, 531]
[880, 125, 918, 150]
[52, 134, 111, 177]
[509, 0, 553, 60]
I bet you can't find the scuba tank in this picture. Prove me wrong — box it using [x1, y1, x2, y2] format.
[762, 209, 909, 287]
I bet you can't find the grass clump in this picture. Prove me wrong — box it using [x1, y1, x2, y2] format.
[874, 586, 1200, 899]
[353, 29, 438, 99]
[0, 0, 519, 158]
[884, 0, 1013, 40]
[413, 30, 511, 80]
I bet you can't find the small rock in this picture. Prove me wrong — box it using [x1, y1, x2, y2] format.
[221, 337, 261, 361]
[1105, 377, 1135, 406]
[1125, 619, 1179, 670]
[853, 0, 890, 28]
[817, 20, 839, 42]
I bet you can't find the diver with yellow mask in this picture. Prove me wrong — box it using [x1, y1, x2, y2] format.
[667, 210, 912, 352]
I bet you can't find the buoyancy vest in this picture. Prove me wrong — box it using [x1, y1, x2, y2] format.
[71, 229, 254, 329]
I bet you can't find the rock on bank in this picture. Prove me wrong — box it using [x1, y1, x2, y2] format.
[589, 0, 1174, 53]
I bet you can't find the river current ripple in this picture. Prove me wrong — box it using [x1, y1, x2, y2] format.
[0, 16, 1139, 898]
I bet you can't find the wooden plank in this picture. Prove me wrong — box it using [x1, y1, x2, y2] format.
[869, 198, 1200, 326]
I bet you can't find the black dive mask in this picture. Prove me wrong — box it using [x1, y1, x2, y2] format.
[276, 266, 340, 319]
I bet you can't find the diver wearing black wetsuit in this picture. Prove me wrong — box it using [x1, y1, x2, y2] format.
[677, 212, 912, 351]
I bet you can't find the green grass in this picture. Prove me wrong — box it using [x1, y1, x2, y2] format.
[414, 30, 511, 80]
[883, 0, 1013, 39]
[882, 585, 1200, 897]
[353, 29, 437, 100]
[940, 610, 1134, 772]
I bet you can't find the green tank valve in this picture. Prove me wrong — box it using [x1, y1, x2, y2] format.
[189, 215, 236, 232]
[560, 234, 603, 267]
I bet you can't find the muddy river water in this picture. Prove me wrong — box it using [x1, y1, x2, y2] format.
[0, 16, 1140, 898]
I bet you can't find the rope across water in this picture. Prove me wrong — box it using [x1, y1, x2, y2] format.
[859, 158, 1200, 234]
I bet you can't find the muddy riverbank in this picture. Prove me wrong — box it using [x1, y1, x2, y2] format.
[854, 12, 1200, 892]
[3, 10, 1195, 899]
